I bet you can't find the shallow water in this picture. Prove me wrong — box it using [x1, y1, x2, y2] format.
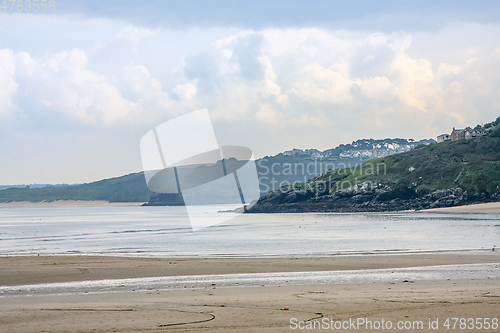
[1, 263, 499, 298]
[0, 206, 499, 257]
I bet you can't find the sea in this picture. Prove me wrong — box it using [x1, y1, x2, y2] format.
[0, 205, 499, 257]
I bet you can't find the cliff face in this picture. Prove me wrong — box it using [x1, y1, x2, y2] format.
[248, 127, 500, 213]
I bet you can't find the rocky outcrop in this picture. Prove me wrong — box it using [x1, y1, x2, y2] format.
[247, 182, 500, 213]
[142, 193, 184, 206]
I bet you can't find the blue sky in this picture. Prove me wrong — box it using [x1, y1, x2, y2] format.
[57, 1, 499, 30]
[1, 1, 500, 184]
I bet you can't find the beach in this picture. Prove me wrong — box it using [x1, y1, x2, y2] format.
[1, 203, 500, 332]
[1, 254, 500, 286]
[419, 201, 500, 214]
[1, 254, 499, 332]
[2, 279, 499, 332]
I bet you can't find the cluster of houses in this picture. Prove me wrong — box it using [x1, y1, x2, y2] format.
[437, 127, 486, 143]
[282, 139, 434, 159]
[338, 149, 398, 158]
[282, 148, 325, 157]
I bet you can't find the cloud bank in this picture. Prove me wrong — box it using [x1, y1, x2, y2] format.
[1, 12, 499, 183]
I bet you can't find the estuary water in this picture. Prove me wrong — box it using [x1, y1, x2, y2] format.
[0, 206, 499, 257]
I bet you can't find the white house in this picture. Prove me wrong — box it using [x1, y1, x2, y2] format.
[437, 133, 451, 142]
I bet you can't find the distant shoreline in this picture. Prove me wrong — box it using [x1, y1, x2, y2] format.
[0, 200, 145, 208]
[1, 200, 500, 213]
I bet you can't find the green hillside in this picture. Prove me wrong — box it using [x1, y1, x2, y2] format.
[320, 125, 500, 198]
[0, 172, 152, 203]
[0, 139, 421, 204]
[249, 120, 500, 213]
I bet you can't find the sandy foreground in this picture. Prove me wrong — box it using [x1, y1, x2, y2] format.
[1, 255, 499, 332]
[1, 279, 499, 333]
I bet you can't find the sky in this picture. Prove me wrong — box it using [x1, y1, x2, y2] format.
[1, 0, 499, 184]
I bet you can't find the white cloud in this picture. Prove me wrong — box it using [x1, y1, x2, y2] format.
[292, 63, 353, 104]
[173, 82, 197, 100]
[17, 49, 143, 124]
[3, 23, 499, 135]
[390, 47, 434, 112]
[256, 104, 282, 125]
[2, 48, 182, 127]
[119, 64, 173, 116]
[289, 113, 331, 127]
[438, 63, 461, 76]
[115, 26, 160, 45]
[2, 17, 500, 183]
[179, 24, 500, 139]
[259, 55, 287, 105]
[0, 49, 19, 121]
[355, 76, 394, 100]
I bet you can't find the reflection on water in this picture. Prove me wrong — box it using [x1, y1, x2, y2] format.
[0, 206, 499, 257]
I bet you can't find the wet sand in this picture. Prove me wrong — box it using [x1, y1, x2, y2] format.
[1, 253, 500, 286]
[0, 254, 499, 332]
[1, 279, 499, 332]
